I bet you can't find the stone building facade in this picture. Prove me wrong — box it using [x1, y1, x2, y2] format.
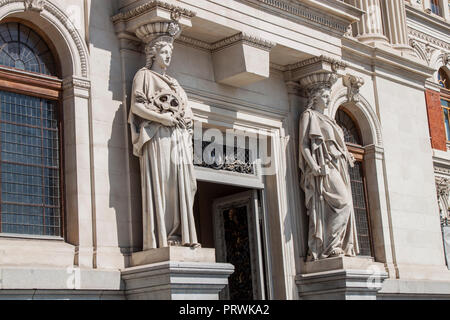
[0, 0, 449, 300]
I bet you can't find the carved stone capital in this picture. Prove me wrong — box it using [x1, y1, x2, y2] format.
[112, 0, 196, 44]
[285, 55, 347, 83]
[298, 72, 338, 99]
[343, 74, 365, 103]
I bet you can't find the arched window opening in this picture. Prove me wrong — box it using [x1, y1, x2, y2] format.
[336, 108, 373, 257]
[439, 68, 450, 141]
[0, 22, 62, 238]
[438, 68, 449, 90]
[0, 22, 57, 77]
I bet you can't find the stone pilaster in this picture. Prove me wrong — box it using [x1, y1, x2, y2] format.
[351, 0, 388, 45]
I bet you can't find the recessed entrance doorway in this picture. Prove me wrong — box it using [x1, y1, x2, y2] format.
[194, 181, 269, 300]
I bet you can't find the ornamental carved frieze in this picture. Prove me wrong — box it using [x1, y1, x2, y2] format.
[408, 27, 450, 67]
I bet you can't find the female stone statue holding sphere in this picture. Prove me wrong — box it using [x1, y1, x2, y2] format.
[129, 23, 200, 250]
[299, 80, 359, 261]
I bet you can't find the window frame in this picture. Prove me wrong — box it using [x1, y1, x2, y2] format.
[337, 107, 375, 258]
[442, 89, 450, 142]
[0, 20, 64, 240]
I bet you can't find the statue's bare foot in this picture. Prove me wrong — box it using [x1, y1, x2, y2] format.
[168, 239, 181, 246]
[183, 243, 201, 249]
[329, 248, 344, 257]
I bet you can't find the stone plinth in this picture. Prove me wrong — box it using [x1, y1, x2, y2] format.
[131, 246, 216, 266]
[296, 257, 388, 300]
[122, 247, 234, 300]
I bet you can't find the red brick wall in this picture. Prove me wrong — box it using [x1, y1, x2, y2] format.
[425, 89, 447, 151]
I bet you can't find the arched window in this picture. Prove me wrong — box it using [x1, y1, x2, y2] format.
[336, 108, 373, 257]
[439, 68, 450, 141]
[0, 22, 62, 237]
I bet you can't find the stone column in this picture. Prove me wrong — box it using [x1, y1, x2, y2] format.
[351, 0, 388, 45]
[382, 0, 414, 54]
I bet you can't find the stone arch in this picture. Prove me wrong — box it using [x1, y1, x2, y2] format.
[0, 1, 94, 267]
[429, 50, 450, 84]
[329, 85, 394, 264]
[329, 86, 383, 147]
[0, 0, 90, 78]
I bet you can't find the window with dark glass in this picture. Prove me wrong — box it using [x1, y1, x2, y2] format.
[336, 108, 373, 257]
[0, 22, 62, 237]
[430, 0, 442, 15]
[439, 69, 450, 141]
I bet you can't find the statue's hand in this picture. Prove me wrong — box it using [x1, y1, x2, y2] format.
[348, 153, 356, 167]
[312, 164, 323, 177]
[160, 113, 179, 127]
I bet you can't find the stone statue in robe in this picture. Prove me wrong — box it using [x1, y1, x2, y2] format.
[129, 34, 200, 249]
[299, 86, 359, 261]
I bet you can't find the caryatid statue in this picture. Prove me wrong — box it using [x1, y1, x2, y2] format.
[129, 18, 200, 249]
[298, 74, 359, 261]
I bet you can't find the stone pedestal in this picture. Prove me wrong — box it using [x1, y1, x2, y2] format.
[121, 247, 234, 300]
[296, 257, 388, 300]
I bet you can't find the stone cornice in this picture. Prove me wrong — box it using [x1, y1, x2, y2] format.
[408, 27, 450, 51]
[177, 33, 276, 53]
[342, 37, 435, 83]
[286, 55, 348, 72]
[405, 4, 450, 33]
[211, 33, 276, 52]
[238, 0, 359, 35]
[112, 0, 196, 23]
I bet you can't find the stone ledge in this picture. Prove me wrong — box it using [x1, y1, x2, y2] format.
[300, 256, 383, 274]
[0, 289, 125, 300]
[0, 267, 123, 291]
[0, 238, 75, 268]
[131, 247, 215, 266]
[379, 279, 450, 299]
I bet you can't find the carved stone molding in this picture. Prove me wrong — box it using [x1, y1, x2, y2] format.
[410, 38, 435, 64]
[285, 55, 346, 91]
[111, 0, 196, 24]
[238, 0, 357, 35]
[24, 0, 44, 12]
[299, 72, 338, 98]
[408, 27, 450, 52]
[287, 55, 348, 74]
[343, 74, 365, 103]
[177, 33, 276, 54]
[63, 76, 91, 91]
[211, 32, 276, 53]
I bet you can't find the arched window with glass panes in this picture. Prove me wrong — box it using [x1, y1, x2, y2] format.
[439, 68, 450, 142]
[335, 108, 373, 257]
[0, 21, 63, 237]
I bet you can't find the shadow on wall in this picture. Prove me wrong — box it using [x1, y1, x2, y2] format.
[88, 0, 144, 255]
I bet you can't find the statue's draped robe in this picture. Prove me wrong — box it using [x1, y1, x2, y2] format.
[299, 109, 359, 260]
[129, 68, 198, 249]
